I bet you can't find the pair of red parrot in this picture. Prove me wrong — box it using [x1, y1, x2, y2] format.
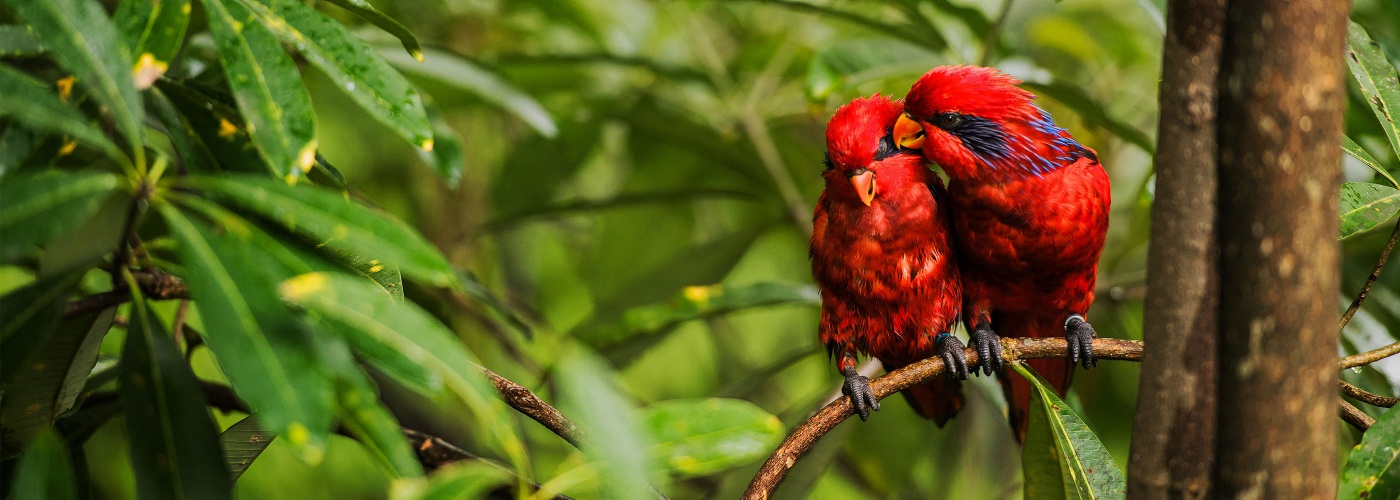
[810, 66, 1111, 439]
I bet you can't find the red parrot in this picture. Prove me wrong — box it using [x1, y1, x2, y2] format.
[894, 66, 1111, 439]
[810, 95, 968, 423]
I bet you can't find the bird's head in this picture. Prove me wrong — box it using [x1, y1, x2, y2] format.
[893, 66, 1088, 182]
[823, 95, 925, 207]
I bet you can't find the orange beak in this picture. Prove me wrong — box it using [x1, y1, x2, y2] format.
[850, 170, 876, 206]
[894, 113, 926, 149]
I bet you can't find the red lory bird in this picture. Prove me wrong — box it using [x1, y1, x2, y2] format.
[894, 66, 1111, 438]
[810, 95, 969, 423]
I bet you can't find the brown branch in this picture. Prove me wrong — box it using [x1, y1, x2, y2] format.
[404, 429, 575, 500]
[1338, 398, 1374, 432]
[743, 337, 1144, 500]
[1340, 340, 1400, 370]
[64, 269, 190, 317]
[1338, 217, 1400, 331]
[482, 368, 586, 449]
[1340, 380, 1398, 408]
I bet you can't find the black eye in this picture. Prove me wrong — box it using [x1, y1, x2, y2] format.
[932, 112, 963, 130]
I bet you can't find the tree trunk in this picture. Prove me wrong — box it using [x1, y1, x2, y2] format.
[1213, 0, 1349, 497]
[1127, 0, 1225, 497]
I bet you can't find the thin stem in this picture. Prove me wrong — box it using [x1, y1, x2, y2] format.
[979, 0, 1015, 66]
[1338, 217, 1400, 331]
[1339, 398, 1374, 432]
[1340, 340, 1400, 370]
[1340, 380, 1399, 408]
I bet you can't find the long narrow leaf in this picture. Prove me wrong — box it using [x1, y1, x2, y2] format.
[8, 0, 144, 161]
[0, 171, 120, 262]
[0, 25, 44, 57]
[1339, 401, 1400, 499]
[201, 0, 318, 179]
[1340, 182, 1400, 239]
[220, 416, 275, 482]
[323, 0, 423, 60]
[1347, 21, 1400, 161]
[113, 0, 191, 88]
[380, 46, 558, 138]
[237, 0, 432, 149]
[1344, 135, 1400, 188]
[8, 430, 77, 500]
[0, 66, 128, 165]
[1014, 362, 1125, 499]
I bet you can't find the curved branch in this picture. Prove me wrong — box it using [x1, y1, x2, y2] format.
[481, 368, 586, 448]
[1340, 340, 1400, 370]
[1338, 217, 1400, 331]
[1339, 398, 1374, 432]
[1340, 380, 1398, 408]
[743, 337, 1144, 500]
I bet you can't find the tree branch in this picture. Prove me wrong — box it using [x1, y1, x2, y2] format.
[1340, 380, 1398, 408]
[743, 337, 1143, 499]
[1338, 398, 1374, 432]
[403, 429, 575, 500]
[64, 269, 190, 317]
[481, 368, 586, 449]
[1338, 217, 1400, 331]
[1340, 340, 1400, 370]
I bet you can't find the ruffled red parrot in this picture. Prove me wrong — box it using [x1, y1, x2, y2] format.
[894, 66, 1111, 439]
[810, 95, 968, 423]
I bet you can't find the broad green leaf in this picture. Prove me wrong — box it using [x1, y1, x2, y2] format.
[0, 307, 113, 449]
[1344, 135, 1400, 189]
[330, 359, 423, 478]
[554, 346, 655, 499]
[201, 0, 318, 179]
[1339, 403, 1400, 499]
[389, 461, 513, 500]
[279, 272, 525, 470]
[37, 190, 133, 277]
[0, 65, 128, 165]
[579, 282, 818, 347]
[9, 430, 76, 500]
[327, 249, 406, 301]
[156, 80, 269, 174]
[419, 96, 465, 187]
[120, 281, 233, 500]
[323, 0, 423, 61]
[1347, 21, 1400, 161]
[181, 174, 457, 287]
[1014, 362, 1126, 499]
[380, 46, 557, 138]
[1022, 80, 1155, 154]
[159, 204, 335, 458]
[1340, 182, 1400, 239]
[9, 0, 144, 162]
[0, 171, 120, 263]
[113, 0, 191, 88]
[805, 38, 935, 103]
[640, 398, 784, 478]
[236, 0, 432, 149]
[0, 25, 44, 57]
[0, 273, 80, 384]
[220, 415, 275, 482]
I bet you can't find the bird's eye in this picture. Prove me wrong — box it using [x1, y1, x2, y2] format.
[932, 112, 963, 130]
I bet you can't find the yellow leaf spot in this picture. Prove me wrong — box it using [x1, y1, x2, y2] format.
[56, 76, 75, 102]
[369, 260, 380, 265]
[182, 3, 191, 13]
[25, 403, 41, 414]
[298, 144, 317, 173]
[683, 285, 720, 307]
[57, 140, 77, 157]
[368, 265, 384, 273]
[132, 53, 168, 90]
[287, 423, 309, 445]
[411, 50, 424, 62]
[420, 138, 434, 152]
[218, 118, 239, 139]
[279, 273, 328, 300]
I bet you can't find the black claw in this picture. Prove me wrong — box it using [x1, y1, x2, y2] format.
[1065, 315, 1098, 369]
[936, 333, 969, 380]
[969, 324, 1003, 376]
[841, 367, 880, 421]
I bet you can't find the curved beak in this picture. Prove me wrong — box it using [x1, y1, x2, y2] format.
[850, 170, 876, 206]
[894, 113, 925, 149]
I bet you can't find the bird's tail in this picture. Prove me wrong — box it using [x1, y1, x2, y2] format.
[996, 311, 1074, 443]
[881, 358, 964, 426]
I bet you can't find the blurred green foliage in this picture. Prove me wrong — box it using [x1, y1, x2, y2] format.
[2, 0, 1400, 498]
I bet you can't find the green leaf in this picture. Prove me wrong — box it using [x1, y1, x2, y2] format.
[640, 398, 784, 478]
[156, 79, 269, 174]
[149, 87, 219, 173]
[805, 38, 935, 103]
[1014, 362, 1126, 500]
[1022, 80, 1155, 154]
[1339, 403, 1400, 499]
[220, 415, 275, 483]
[181, 174, 457, 287]
[1340, 182, 1400, 239]
[0, 25, 45, 57]
[0, 171, 120, 263]
[158, 204, 335, 458]
[201, 0, 318, 179]
[0, 307, 113, 449]
[278, 272, 525, 469]
[9, 430, 77, 500]
[0, 273, 80, 385]
[0, 65, 129, 166]
[113, 0, 191, 88]
[120, 279, 233, 500]
[419, 96, 465, 187]
[236, 0, 432, 149]
[380, 46, 558, 138]
[37, 190, 133, 277]
[1344, 135, 1400, 189]
[389, 461, 513, 500]
[323, 0, 423, 61]
[1347, 21, 1400, 161]
[554, 346, 656, 499]
[579, 282, 818, 347]
[331, 363, 423, 478]
[8, 0, 144, 162]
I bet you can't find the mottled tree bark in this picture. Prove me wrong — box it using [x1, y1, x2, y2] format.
[1127, 0, 1224, 497]
[1213, 0, 1349, 497]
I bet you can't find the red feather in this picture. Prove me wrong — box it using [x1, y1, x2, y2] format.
[810, 95, 965, 423]
[902, 66, 1112, 440]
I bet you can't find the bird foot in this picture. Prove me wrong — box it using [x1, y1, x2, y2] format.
[1065, 314, 1097, 368]
[969, 323, 1004, 376]
[937, 332, 969, 380]
[841, 366, 879, 421]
